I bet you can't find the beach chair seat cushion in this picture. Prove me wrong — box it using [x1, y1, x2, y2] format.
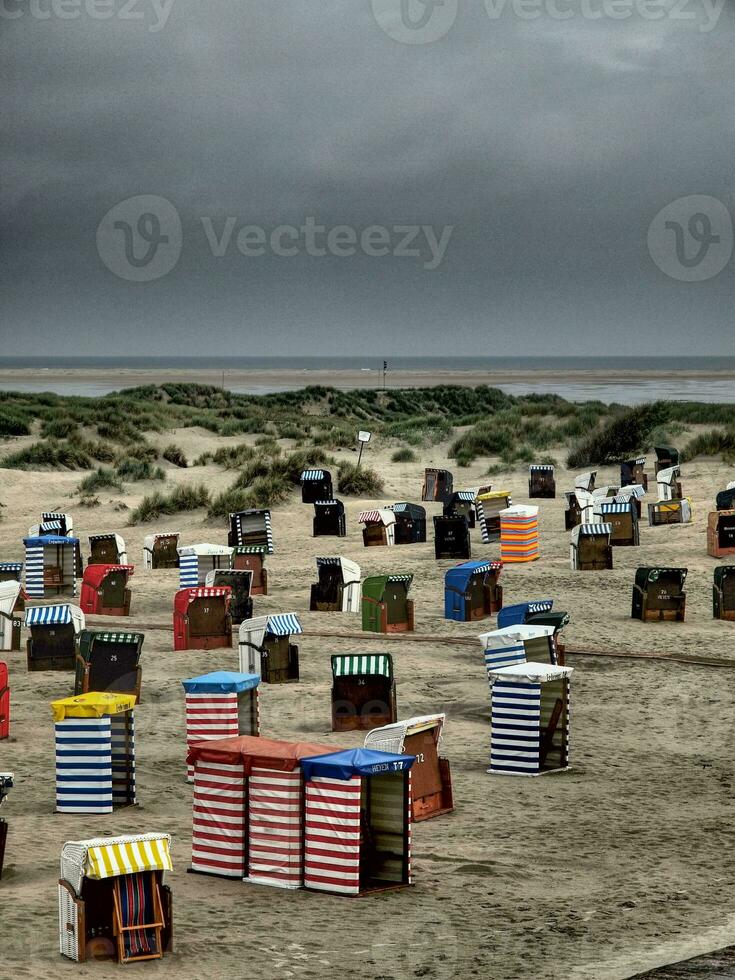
[113, 871, 163, 963]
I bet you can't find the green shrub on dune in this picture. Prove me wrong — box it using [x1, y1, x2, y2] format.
[77, 468, 123, 495]
[234, 448, 333, 490]
[337, 462, 384, 496]
[2, 437, 114, 470]
[162, 444, 188, 467]
[41, 417, 78, 440]
[116, 458, 165, 482]
[681, 428, 735, 462]
[3, 387, 735, 481]
[0, 409, 31, 437]
[208, 475, 291, 518]
[566, 403, 669, 468]
[208, 447, 336, 520]
[129, 483, 210, 524]
[118, 443, 158, 464]
[195, 443, 257, 468]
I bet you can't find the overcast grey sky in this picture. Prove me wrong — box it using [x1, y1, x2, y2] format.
[3, 0, 735, 356]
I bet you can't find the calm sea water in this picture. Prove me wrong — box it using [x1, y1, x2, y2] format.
[1, 356, 734, 404]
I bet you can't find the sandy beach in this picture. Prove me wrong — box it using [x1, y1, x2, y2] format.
[1, 423, 735, 979]
[1, 366, 735, 392]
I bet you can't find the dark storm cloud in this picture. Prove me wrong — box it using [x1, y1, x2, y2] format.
[3, 0, 735, 354]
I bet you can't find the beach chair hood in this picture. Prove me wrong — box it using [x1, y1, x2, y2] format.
[82, 563, 133, 589]
[238, 613, 303, 651]
[635, 566, 688, 590]
[497, 599, 552, 628]
[364, 714, 445, 755]
[574, 471, 596, 490]
[25, 603, 85, 632]
[300, 747, 415, 781]
[24, 534, 79, 548]
[655, 446, 680, 464]
[229, 510, 274, 553]
[571, 523, 612, 544]
[0, 580, 21, 615]
[89, 533, 127, 559]
[358, 509, 396, 527]
[479, 623, 555, 648]
[316, 556, 361, 583]
[362, 574, 413, 604]
[487, 662, 573, 684]
[51, 691, 136, 722]
[445, 560, 502, 594]
[331, 653, 393, 678]
[61, 833, 172, 894]
[182, 670, 259, 695]
[187, 734, 334, 772]
[178, 543, 233, 558]
[173, 586, 231, 616]
[391, 502, 426, 519]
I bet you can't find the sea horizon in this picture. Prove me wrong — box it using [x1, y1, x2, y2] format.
[1, 355, 734, 404]
[1, 355, 734, 370]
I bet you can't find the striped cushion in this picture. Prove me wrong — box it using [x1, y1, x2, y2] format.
[117, 872, 158, 958]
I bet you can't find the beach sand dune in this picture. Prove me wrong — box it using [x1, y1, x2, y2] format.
[1, 431, 734, 980]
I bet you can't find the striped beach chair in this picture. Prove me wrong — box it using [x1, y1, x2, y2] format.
[59, 834, 173, 963]
[499, 505, 539, 563]
[51, 693, 136, 814]
[331, 654, 396, 732]
[487, 662, 573, 776]
[300, 469, 333, 503]
[302, 748, 415, 896]
[182, 670, 260, 781]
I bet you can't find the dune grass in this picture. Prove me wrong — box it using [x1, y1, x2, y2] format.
[337, 462, 384, 496]
[565, 404, 670, 468]
[195, 443, 256, 468]
[116, 458, 165, 481]
[1, 387, 734, 487]
[0, 408, 31, 437]
[162, 444, 188, 468]
[77, 468, 124, 495]
[2, 438, 115, 470]
[129, 483, 210, 524]
[681, 428, 735, 462]
[209, 447, 335, 519]
[40, 417, 79, 440]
